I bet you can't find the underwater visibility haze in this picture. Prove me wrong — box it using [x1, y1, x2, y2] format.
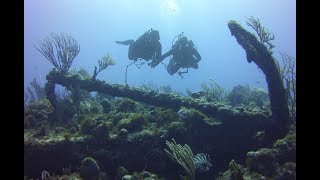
[24, 0, 296, 179]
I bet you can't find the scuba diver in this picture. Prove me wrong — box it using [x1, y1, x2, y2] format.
[150, 33, 201, 76]
[115, 28, 162, 85]
[115, 28, 162, 65]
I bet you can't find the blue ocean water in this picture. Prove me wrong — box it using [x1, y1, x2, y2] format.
[24, 0, 296, 94]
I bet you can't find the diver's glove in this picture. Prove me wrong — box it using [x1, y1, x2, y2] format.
[149, 60, 160, 68]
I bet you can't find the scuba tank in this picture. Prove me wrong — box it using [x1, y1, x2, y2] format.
[143, 28, 159, 43]
[171, 32, 184, 48]
[172, 32, 199, 52]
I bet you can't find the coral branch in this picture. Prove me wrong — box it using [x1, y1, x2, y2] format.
[164, 139, 195, 180]
[245, 16, 275, 50]
[278, 53, 296, 123]
[34, 33, 80, 73]
[92, 53, 116, 80]
[200, 79, 227, 102]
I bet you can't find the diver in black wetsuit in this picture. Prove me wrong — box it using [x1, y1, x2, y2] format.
[150, 34, 201, 76]
[115, 29, 162, 65]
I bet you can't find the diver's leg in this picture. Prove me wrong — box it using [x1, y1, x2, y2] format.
[115, 39, 134, 45]
[167, 60, 180, 75]
[178, 68, 189, 76]
[189, 57, 199, 69]
[191, 63, 198, 69]
[115, 40, 136, 60]
[128, 43, 137, 60]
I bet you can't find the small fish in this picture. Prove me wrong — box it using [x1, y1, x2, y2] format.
[255, 81, 260, 84]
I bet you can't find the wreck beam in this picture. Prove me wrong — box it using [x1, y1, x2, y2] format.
[227, 20, 290, 131]
[45, 70, 268, 123]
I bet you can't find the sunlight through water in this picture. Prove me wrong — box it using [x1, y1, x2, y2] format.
[160, 0, 180, 16]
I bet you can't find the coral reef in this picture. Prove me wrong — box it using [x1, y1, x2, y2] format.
[23, 90, 291, 179]
[216, 125, 296, 180]
[24, 98, 53, 128]
[23, 68, 281, 179]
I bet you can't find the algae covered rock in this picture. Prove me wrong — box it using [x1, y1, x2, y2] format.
[100, 98, 111, 113]
[117, 113, 146, 132]
[228, 159, 243, 180]
[246, 148, 279, 176]
[152, 108, 179, 125]
[117, 98, 137, 112]
[177, 107, 221, 127]
[272, 125, 296, 163]
[227, 85, 269, 108]
[80, 156, 101, 180]
[122, 175, 134, 180]
[167, 121, 187, 137]
[123, 170, 162, 180]
[80, 118, 98, 135]
[275, 162, 296, 179]
[24, 98, 53, 128]
[93, 122, 110, 139]
[178, 107, 206, 121]
[80, 100, 103, 114]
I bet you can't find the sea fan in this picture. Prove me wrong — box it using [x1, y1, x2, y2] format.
[193, 153, 212, 173]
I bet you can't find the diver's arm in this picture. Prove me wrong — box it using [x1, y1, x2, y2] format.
[149, 43, 164, 68]
[150, 49, 173, 67]
[161, 49, 174, 60]
[155, 42, 162, 62]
